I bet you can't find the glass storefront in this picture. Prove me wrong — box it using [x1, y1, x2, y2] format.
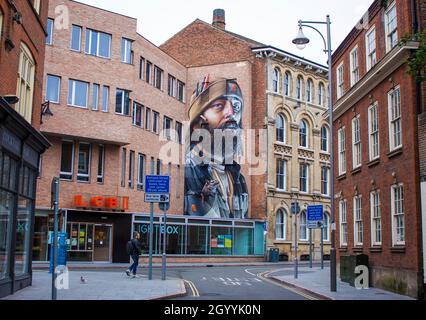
[0, 191, 14, 281]
[133, 215, 264, 256]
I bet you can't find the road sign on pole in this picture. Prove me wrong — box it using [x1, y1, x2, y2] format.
[307, 205, 324, 229]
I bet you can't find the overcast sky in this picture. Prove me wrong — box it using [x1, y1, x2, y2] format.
[76, 0, 374, 65]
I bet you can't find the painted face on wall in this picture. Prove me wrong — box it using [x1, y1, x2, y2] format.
[201, 95, 243, 131]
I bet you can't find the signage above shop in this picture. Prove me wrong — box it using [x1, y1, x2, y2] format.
[72, 194, 129, 212]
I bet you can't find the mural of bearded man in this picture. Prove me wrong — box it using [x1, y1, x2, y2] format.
[184, 77, 249, 219]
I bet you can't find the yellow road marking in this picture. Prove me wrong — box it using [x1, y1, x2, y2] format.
[184, 279, 200, 297]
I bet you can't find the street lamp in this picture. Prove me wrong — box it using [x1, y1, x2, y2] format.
[292, 15, 337, 292]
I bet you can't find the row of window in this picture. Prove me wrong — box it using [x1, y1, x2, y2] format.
[339, 184, 405, 248]
[272, 69, 327, 106]
[337, 86, 401, 175]
[275, 209, 331, 242]
[276, 114, 330, 152]
[45, 20, 186, 103]
[336, 2, 398, 98]
[276, 160, 330, 196]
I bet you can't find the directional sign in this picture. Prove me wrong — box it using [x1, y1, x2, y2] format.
[307, 205, 324, 229]
[145, 194, 170, 203]
[145, 175, 170, 194]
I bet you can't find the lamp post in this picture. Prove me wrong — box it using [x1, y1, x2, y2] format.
[292, 15, 336, 292]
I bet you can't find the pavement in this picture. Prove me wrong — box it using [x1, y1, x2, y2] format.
[267, 266, 415, 300]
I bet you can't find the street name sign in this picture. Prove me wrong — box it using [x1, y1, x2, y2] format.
[307, 205, 324, 229]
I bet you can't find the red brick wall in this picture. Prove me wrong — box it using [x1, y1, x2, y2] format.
[0, 0, 48, 129]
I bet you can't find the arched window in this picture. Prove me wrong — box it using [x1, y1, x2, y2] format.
[16, 43, 35, 124]
[284, 72, 291, 96]
[299, 119, 309, 148]
[273, 68, 280, 93]
[318, 82, 325, 106]
[306, 79, 313, 103]
[296, 76, 303, 100]
[321, 125, 329, 152]
[276, 209, 287, 240]
[323, 213, 330, 241]
[276, 114, 286, 143]
[299, 211, 308, 240]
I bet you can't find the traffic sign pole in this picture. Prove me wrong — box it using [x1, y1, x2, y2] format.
[162, 208, 167, 281]
[309, 228, 313, 269]
[148, 160, 154, 280]
[51, 178, 59, 300]
[321, 227, 324, 270]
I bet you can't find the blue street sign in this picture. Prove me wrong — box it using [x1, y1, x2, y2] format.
[145, 175, 170, 194]
[307, 205, 324, 229]
[49, 232, 68, 273]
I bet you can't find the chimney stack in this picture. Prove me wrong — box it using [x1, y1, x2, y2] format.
[212, 9, 226, 30]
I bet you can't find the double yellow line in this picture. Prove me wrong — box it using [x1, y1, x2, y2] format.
[184, 279, 200, 297]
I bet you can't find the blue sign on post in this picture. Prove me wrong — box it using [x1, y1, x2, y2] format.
[145, 175, 170, 194]
[307, 205, 324, 229]
[49, 232, 68, 273]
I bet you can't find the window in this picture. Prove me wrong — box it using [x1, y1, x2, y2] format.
[16, 44, 35, 123]
[137, 154, 146, 191]
[385, 2, 398, 52]
[128, 151, 135, 189]
[299, 164, 309, 193]
[339, 200, 348, 246]
[156, 159, 162, 175]
[388, 87, 402, 151]
[318, 82, 325, 106]
[33, 0, 41, 14]
[46, 18, 54, 45]
[168, 75, 176, 97]
[77, 143, 91, 182]
[337, 63, 344, 99]
[284, 72, 291, 96]
[306, 79, 313, 103]
[323, 213, 330, 242]
[296, 76, 303, 100]
[370, 191, 381, 245]
[102, 86, 109, 112]
[338, 127, 346, 175]
[368, 103, 380, 160]
[163, 116, 172, 140]
[273, 68, 280, 93]
[354, 196, 363, 246]
[145, 108, 151, 131]
[366, 27, 377, 71]
[121, 38, 133, 64]
[154, 66, 164, 90]
[85, 29, 111, 58]
[146, 61, 152, 84]
[176, 122, 183, 144]
[71, 25, 82, 51]
[352, 116, 361, 169]
[276, 209, 287, 240]
[91, 84, 99, 111]
[121, 148, 126, 188]
[321, 125, 329, 152]
[97, 145, 105, 183]
[276, 159, 286, 191]
[299, 211, 308, 241]
[391, 184, 405, 245]
[68, 79, 89, 108]
[133, 102, 144, 128]
[299, 120, 308, 148]
[115, 89, 130, 116]
[276, 114, 286, 143]
[321, 167, 330, 196]
[350, 47, 359, 86]
[153, 111, 159, 134]
[177, 81, 185, 102]
[139, 57, 145, 80]
[60, 141, 74, 180]
[46, 75, 61, 103]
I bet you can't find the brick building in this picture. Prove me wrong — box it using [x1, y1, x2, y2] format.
[0, 0, 50, 298]
[331, 0, 425, 298]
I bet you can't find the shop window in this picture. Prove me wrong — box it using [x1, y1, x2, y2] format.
[187, 225, 209, 255]
[210, 227, 232, 255]
[0, 190, 14, 280]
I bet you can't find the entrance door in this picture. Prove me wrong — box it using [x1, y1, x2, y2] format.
[93, 225, 112, 262]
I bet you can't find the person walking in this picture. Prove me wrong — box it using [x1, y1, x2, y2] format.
[126, 231, 141, 278]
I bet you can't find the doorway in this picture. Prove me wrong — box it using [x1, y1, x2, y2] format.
[93, 225, 112, 262]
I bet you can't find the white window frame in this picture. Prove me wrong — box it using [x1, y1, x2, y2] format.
[168, 74, 176, 97]
[46, 18, 54, 45]
[299, 120, 309, 148]
[352, 115, 362, 169]
[177, 80, 185, 103]
[115, 89, 130, 116]
[137, 154, 145, 191]
[71, 25, 82, 52]
[163, 116, 172, 140]
[276, 209, 287, 240]
[296, 77, 303, 100]
[306, 79, 313, 103]
[299, 163, 309, 194]
[321, 125, 329, 153]
[299, 211, 308, 241]
[16, 44, 35, 123]
[388, 86, 402, 151]
[46, 74, 61, 104]
[318, 82, 325, 106]
[336, 62, 344, 99]
[152, 111, 159, 134]
[321, 166, 330, 196]
[276, 159, 287, 191]
[391, 184, 405, 246]
[353, 195, 363, 246]
[33, 0, 41, 14]
[132, 102, 144, 128]
[370, 190, 382, 246]
[121, 38, 133, 64]
[323, 213, 330, 242]
[339, 200, 348, 247]
[273, 68, 280, 93]
[77, 142, 91, 183]
[85, 29, 111, 59]
[154, 66, 164, 91]
[102, 86, 109, 112]
[276, 114, 286, 143]
[338, 127, 346, 175]
[91, 84, 99, 111]
[368, 103, 380, 161]
[68, 79, 89, 108]
[284, 72, 291, 97]
[97, 144, 105, 184]
[366, 26, 377, 71]
[385, 1, 398, 53]
[350, 46, 359, 87]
